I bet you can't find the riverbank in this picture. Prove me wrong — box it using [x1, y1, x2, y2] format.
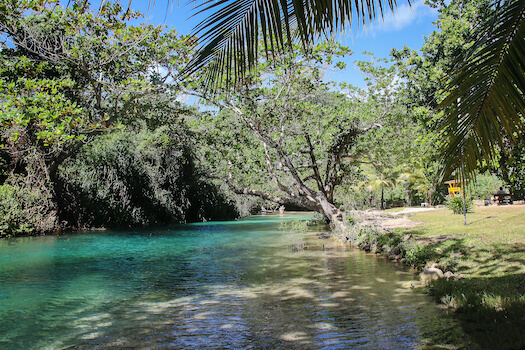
[353, 205, 525, 349]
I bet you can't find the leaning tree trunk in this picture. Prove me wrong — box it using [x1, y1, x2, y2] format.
[226, 179, 350, 240]
[314, 193, 349, 239]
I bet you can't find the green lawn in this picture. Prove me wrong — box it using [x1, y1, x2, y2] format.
[406, 205, 525, 277]
[410, 205, 525, 245]
[400, 204, 525, 349]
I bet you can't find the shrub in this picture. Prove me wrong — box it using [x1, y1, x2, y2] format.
[58, 126, 238, 229]
[0, 180, 57, 237]
[402, 242, 436, 268]
[469, 172, 503, 200]
[444, 196, 475, 215]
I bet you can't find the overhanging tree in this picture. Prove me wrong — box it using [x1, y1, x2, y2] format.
[0, 1, 193, 233]
[189, 0, 523, 190]
[186, 43, 408, 235]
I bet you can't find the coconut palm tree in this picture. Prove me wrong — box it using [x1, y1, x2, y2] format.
[183, 0, 407, 90]
[359, 164, 400, 210]
[438, 0, 525, 179]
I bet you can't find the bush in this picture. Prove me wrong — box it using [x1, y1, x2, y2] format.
[444, 196, 475, 215]
[57, 126, 238, 229]
[402, 242, 436, 268]
[499, 139, 525, 200]
[0, 180, 57, 237]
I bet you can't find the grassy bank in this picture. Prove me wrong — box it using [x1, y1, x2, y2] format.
[360, 205, 525, 349]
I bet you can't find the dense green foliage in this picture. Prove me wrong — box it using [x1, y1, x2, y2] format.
[0, 1, 237, 236]
[437, 0, 525, 180]
[392, 0, 523, 201]
[0, 177, 57, 236]
[444, 195, 475, 215]
[57, 125, 237, 230]
[1, 0, 521, 237]
[468, 172, 503, 200]
[497, 140, 525, 200]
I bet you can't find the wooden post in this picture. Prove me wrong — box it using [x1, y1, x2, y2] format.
[462, 147, 467, 226]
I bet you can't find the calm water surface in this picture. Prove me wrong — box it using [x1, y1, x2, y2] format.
[0, 213, 461, 349]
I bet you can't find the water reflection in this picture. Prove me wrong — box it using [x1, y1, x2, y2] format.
[0, 213, 461, 349]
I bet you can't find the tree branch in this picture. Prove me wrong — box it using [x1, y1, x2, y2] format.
[262, 142, 294, 195]
[304, 132, 326, 195]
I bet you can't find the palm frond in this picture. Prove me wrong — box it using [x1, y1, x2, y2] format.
[183, 0, 402, 91]
[438, 0, 525, 180]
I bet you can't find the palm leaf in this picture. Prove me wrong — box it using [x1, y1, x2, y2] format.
[438, 0, 525, 180]
[183, 0, 402, 91]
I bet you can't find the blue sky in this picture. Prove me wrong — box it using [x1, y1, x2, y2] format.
[128, 0, 439, 88]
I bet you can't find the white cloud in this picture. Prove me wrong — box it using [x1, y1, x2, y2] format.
[362, 0, 438, 34]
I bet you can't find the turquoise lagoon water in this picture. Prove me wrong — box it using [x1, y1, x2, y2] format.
[0, 213, 460, 349]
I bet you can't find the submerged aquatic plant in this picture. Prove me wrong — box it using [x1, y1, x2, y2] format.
[280, 219, 309, 251]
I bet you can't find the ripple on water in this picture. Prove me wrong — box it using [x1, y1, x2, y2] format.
[0, 214, 461, 349]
